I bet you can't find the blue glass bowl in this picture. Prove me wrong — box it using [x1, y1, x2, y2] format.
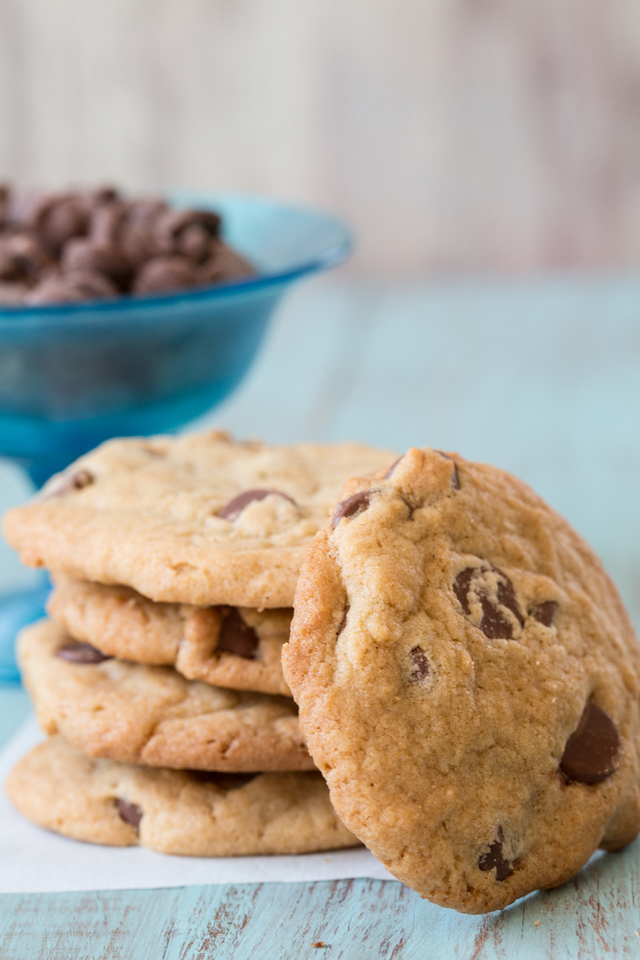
[0, 193, 351, 486]
[0, 193, 351, 683]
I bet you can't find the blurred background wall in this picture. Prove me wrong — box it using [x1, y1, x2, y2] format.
[1, 0, 640, 274]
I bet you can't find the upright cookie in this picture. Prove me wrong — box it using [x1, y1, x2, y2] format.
[48, 577, 292, 696]
[282, 447, 640, 913]
[5, 736, 358, 856]
[20, 619, 313, 772]
[4, 432, 395, 608]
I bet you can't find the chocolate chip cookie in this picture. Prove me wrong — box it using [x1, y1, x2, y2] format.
[282, 446, 640, 913]
[21, 619, 313, 772]
[48, 577, 292, 696]
[4, 431, 396, 608]
[5, 736, 358, 855]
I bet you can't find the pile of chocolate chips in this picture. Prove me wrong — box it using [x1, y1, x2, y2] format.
[0, 185, 255, 306]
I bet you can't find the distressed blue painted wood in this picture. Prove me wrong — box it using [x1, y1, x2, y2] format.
[2, 276, 640, 958]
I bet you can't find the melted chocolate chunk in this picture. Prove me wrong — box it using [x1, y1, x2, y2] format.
[453, 568, 474, 614]
[46, 469, 94, 498]
[531, 601, 557, 627]
[188, 771, 257, 790]
[216, 608, 259, 659]
[436, 451, 460, 489]
[478, 827, 513, 881]
[331, 490, 373, 529]
[116, 799, 142, 828]
[68, 469, 94, 490]
[384, 457, 402, 479]
[55, 642, 112, 664]
[410, 647, 430, 682]
[217, 488, 297, 521]
[560, 702, 622, 784]
[453, 563, 523, 640]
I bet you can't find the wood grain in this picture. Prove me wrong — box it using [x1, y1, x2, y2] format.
[1, 0, 640, 272]
[0, 866, 639, 960]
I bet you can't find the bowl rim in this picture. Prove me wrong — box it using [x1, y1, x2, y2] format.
[0, 192, 352, 328]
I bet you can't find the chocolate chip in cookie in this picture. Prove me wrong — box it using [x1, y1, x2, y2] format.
[453, 562, 524, 640]
[116, 798, 142, 828]
[56, 642, 112, 664]
[217, 608, 259, 659]
[217, 488, 297, 521]
[560, 702, 622, 784]
[436, 451, 460, 489]
[43, 469, 95, 499]
[478, 827, 514, 881]
[331, 490, 373, 528]
[188, 770, 257, 790]
[410, 647, 430, 682]
[531, 601, 557, 627]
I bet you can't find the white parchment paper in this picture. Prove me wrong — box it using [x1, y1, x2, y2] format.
[0, 717, 394, 893]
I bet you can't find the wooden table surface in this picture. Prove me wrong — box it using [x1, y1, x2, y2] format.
[2, 275, 640, 958]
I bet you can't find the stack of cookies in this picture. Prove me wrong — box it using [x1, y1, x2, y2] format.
[2, 430, 395, 858]
[7, 434, 639, 914]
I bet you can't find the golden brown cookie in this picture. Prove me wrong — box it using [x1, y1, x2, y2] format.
[282, 447, 640, 913]
[5, 736, 359, 856]
[20, 619, 313, 772]
[48, 576, 292, 696]
[4, 431, 395, 608]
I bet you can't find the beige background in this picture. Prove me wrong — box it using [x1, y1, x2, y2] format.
[1, 0, 640, 273]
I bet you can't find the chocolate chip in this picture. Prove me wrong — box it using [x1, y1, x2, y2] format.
[30, 196, 89, 256]
[531, 601, 557, 627]
[188, 771, 257, 790]
[478, 827, 513, 881]
[0, 233, 52, 281]
[155, 208, 221, 254]
[453, 563, 524, 640]
[436, 451, 460, 489]
[331, 490, 373, 529]
[132, 254, 199, 294]
[453, 568, 474, 614]
[28, 269, 118, 304]
[560, 702, 622, 784]
[56, 642, 112, 664]
[69, 469, 94, 490]
[178, 222, 212, 263]
[383, 457, 402, 479]
[89, 203, 126, 245]
[61, 270, 119, 299]
[42, 468, 95, 497]
[217, 488, 297, 521]
[216, 608, 259, 659]
[199, 242, 255, 283]
[61, 239, 133, 290]
[0, 240, 22, 282]
[120, 223, 157, 267]
[410, 647, 430, 682]
[116, 799, 142, 828]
